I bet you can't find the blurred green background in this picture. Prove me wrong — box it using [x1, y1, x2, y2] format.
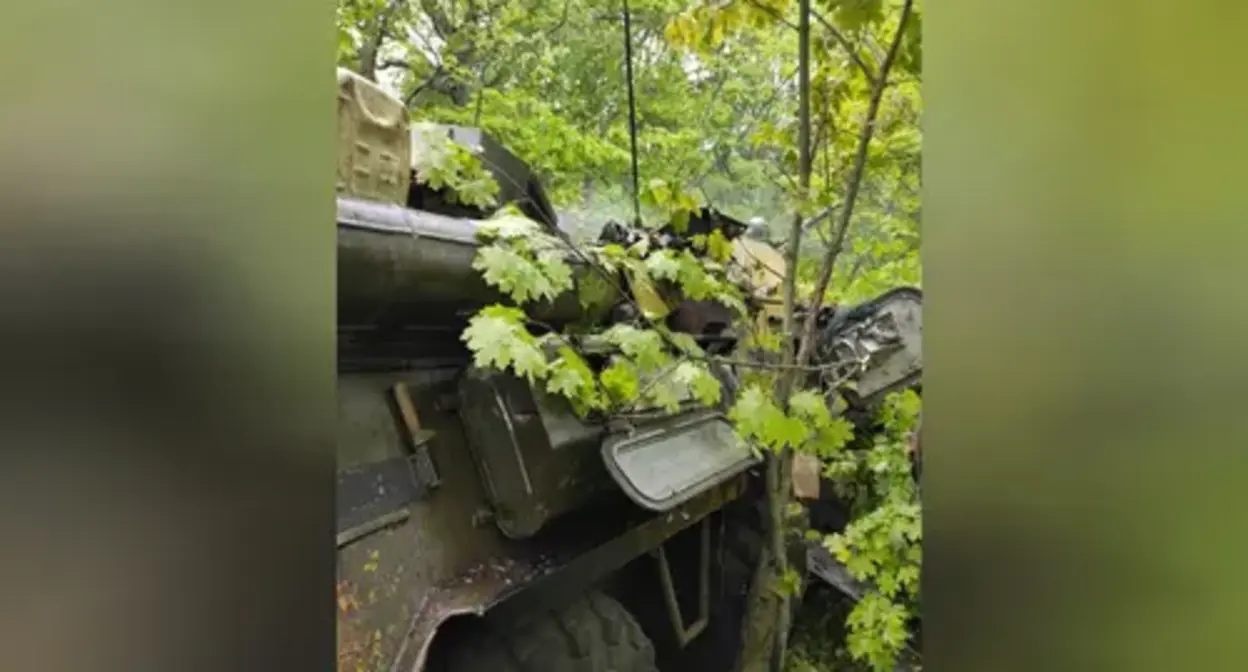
[926, 0, 1248, 669]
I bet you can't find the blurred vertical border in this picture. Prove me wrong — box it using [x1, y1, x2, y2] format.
[926, 0, 1248, 670]
[0, 0, 335, 670]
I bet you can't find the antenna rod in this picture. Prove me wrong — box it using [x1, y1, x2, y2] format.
[621, 0, 642, 227]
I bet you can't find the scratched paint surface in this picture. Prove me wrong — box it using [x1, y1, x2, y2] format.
[333, 368, 734, 672]
[336, 371, 514, 672]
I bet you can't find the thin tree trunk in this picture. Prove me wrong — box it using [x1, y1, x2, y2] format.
[736, 1, 813, 671]
[737, 2, 917, 671]
[765, 0, 813, 669]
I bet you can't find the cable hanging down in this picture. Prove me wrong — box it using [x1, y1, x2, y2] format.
[621, 0, 642, 227]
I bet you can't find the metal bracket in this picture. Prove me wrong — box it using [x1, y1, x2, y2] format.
[805, 541, 868, 602]
[336, 507, 410, 548]
[654, 518, 711, 648]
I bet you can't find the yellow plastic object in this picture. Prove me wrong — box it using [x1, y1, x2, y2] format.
[731, 236, 789, 327]
[626, 267, 673, 320]
[336, 68, 411, 204]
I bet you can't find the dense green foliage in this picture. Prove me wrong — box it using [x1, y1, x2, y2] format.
[337, 0, 922, 670]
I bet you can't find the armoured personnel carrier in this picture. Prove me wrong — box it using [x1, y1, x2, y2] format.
[334, 68, 922, 672]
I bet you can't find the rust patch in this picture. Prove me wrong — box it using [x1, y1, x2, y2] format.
[392, 555, 562, 672]
[338, 622, 388, 672]
[339, 579, 396, 672]
[338, 580, 360, 615]
[382, 477, 747, 672]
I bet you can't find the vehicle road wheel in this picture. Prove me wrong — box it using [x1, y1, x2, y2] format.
[432, 591, 658, 672]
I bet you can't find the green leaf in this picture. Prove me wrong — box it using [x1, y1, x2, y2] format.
[663, 330, 705, 357]
[745, 328, 785, 353]
[672, 361, 722, 406]
[576, 270, 615, 312]
[461, 305, 548, 382]
[812, 416, 856, 458]
[644, 249, 682, 281]
[592, 243, 629, 271]
[775, 566, 803, 597]
[788, 390, 856, 456]
[789, 389, 831, 427]
[644, 178, 672, 207]
[602, 325, 669, 372]
[479, 213, 542, 240]
[674, 251, 718, 300]
[411, 129, 500, 209]
[472, 246, 554, 304]
[825, 533, 852, 564]
[705, 229, 733, 263]
[600, 358, 641, 404]
[728, 385, 808, 452]
[545, 345, 599, 412]
[471, 225, 574, 306]
[535, 248, 574, 294]
[670, 207, 691, 233]
[642, 372, 684, 412]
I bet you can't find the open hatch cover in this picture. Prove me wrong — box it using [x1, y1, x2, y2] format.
[601, 411, 760, 512]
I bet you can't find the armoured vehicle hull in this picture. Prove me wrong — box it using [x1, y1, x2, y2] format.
[333, 67, 923, 672]
[334, 190, 763, 670]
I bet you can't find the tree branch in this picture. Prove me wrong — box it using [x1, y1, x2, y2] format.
[801, 204, 835, 232]
[710, 356, 846, 373]
[810, 9, 877, 82]
[843, 254, 867, 288]
[404, 66, 444, 106]
[792, 0, 915, 372]
[420, 0, 454, 39]
[377, 58, 412, 71]
[544, 0, 572, 37]
[745, 0, 799, 31]
[357, 0, 406, 81]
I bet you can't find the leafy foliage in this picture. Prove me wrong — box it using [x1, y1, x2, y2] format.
[461, 305, 548, 382]
[472, 214, 573, 304]
[460, 208, 738, 418]
[410, 125, 501, 209]
[819, 389, 922, 670]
